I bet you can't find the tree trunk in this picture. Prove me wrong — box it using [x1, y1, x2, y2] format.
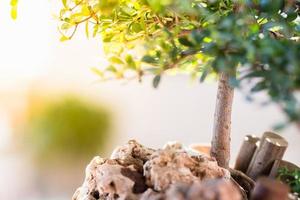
[211, 72, 234, 168]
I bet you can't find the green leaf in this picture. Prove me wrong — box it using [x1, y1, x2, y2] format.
[10, 6, 17, 20]
[125, 55, 136, 69]
[200, 67, 209, 83]
[152, 75, 161, 88]
[191, 30, 205, 44]
[85, 21, 90, 38]
[229, 77, 240, 88]
[242, 71, 266, 79]
[60, 35, 70, 42]
[62, 0, 68, 9]
[61, 23, 71, 30]
[286, 12, 297, 22]
[142, 55, 157, 64]
[91, 67, 104, 78]
[93, 24, 99, 37]
[251, 81, 267, 92]
[131, 23, 143, 33]
[10, 0, 18, 20]
[106, 65, 118, 73]
[10, 0, 18, 6]
[109, 56, 124, 64]
[178, 37, 194, 47]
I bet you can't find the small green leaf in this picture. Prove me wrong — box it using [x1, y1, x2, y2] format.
[131, 22, 143, 33]
[61, 23, 71, 30]
[10, 6, 17, 20]
[178, 37, 194, 47]
[62, 0, 68, 9]
[142, 55, 157, 64]
[286, 12, 297, 22]
[109, 56, 124, 64]
[272, 122, 287, 131]
[200, 68, 209, 82]
[10, 0, 18, 20]
[125, 55, 136, 69]
[85, 21, 90, 38]
[93, 24, 99, 37]
[106, 65, 118, 73]
[60, 35, 70, 42]
[229, 77, 240, 88]
[191, 30, 205, 43]
[152, 75, 161, 88]
[251, 81, 267, 92]
[91, 67, 104, 78]
[10, 0, 18, 6]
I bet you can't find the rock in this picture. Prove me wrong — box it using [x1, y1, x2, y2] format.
[72, 157, 147, 200]
[164, 179, 242, 200]
[187, 179, 242, 200]
[111, 140, 155, 172]
[165, 183, 190, 200]
[140, 189, 165, 200]
[73, 141, 236, 200]
[72, 156, 105, 200]
[96, 161, 147, 199]
[144, 146, 230, 191]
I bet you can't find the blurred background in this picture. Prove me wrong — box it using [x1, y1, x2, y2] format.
[0, 0, 300, 200]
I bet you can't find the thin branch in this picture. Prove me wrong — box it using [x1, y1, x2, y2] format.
[70, 0, 83, 11]
[69, 24, 78, 39]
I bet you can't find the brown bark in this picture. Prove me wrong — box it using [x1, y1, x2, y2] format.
[211, 72, 234, 168]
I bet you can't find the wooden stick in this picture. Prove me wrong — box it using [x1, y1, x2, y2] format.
[250, 177, 290, 200]
[246, 131, 288, 180]
[269, 160, 300, 179]
[235, 135, 260, 173]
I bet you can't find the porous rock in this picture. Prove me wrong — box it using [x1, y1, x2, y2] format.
[73, 140, 237, 200]
[72, 156, 105, 200]
[140, 189, 165, 200]
[111, 140, 155, 172]
[144, 143, 230, 191]
[72, 157, 147, 200]
[187, 179, 242, 200]
[164, 179, 242, 200]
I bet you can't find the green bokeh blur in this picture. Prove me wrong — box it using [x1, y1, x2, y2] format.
[23, 95, 111, 162]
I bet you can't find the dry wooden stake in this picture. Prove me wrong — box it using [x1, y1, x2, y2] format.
[246, 131, 288, 180]
[235, 135, 260, 173]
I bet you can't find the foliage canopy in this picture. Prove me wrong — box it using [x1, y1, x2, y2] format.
[11, 0, 300, 126]
[59, 0, 300, 126]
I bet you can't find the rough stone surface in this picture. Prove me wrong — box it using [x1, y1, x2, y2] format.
[140, 189, 165, 200]
[73, 140, 239, 200]
[72, 156, 105, 200]
[164, 179, 242, 200]
[187, 179, 242, 200]
[110, 140, 155, 172]
[144, 143, 230, 191]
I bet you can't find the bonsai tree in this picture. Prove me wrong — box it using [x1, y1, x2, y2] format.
[11, 0, 300, 168]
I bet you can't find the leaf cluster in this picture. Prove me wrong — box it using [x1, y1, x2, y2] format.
[278, 167, 300, 196]
[58, 0, 300, 125]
